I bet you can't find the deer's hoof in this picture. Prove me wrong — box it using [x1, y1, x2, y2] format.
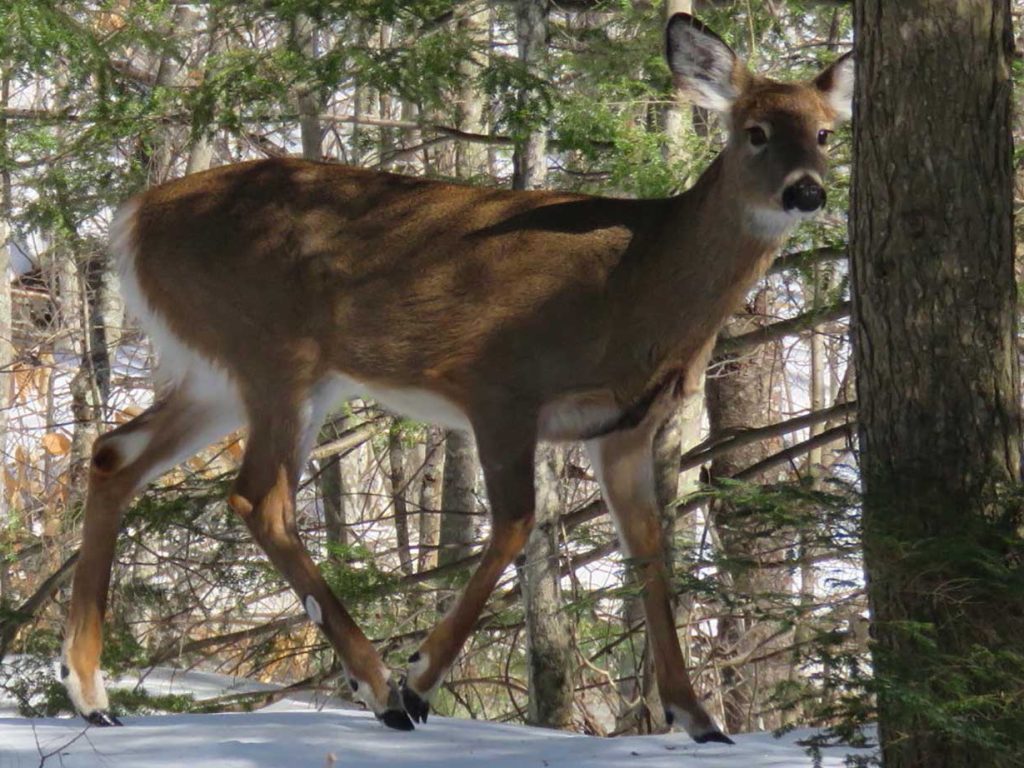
[694, 729, 735, 745]
[84, 710, 123, 727]
[400, 680, 430, 724]
[377, 708, 415, 731]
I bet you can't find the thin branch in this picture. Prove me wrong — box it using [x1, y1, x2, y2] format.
[0, 551, 80, 658]
[714, 301, 850, 356]
[680, 401, 856, 473]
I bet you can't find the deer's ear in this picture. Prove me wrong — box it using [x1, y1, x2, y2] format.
[666, 14, 748, 113]
[815, 52, 855, 123]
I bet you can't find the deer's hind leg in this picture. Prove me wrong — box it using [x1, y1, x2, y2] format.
[586, 427, 732, 745]
[227, 378, 414, 731]
[63, 385, 242, 725]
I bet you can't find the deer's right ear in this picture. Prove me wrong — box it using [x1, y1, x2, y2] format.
[665, 14, 748, 113]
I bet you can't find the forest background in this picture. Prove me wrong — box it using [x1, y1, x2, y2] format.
[0, 2, 1021, 766]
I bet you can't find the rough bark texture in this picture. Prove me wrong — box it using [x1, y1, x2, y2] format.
[417, 427, 444, 572]
[510, 0, 574, 729]
[511, 0, 549, 191]
[388, 426, 415, 577]
[456, 9, 489, 179]
[438, 430, 478, 566]
[0, 70, 11, 605]
[852, 3, 1023, 766]
[521, 445, 575, 728]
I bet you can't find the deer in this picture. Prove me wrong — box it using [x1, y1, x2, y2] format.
[60, 14, 853, 743]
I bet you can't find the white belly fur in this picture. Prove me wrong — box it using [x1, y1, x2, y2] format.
[325, 374, 473, 432]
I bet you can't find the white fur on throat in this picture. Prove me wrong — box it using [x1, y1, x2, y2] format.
[745, 206, 803, 239]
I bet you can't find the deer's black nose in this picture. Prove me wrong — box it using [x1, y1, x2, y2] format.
[782, 177, 826, 213]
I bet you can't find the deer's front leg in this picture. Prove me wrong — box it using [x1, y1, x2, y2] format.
[230, 415, 413, 730]
[401, 430, 536, 722]
[586, 430, 733, 745]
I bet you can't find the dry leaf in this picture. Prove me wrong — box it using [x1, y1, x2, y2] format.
[42, 432, 72, 456]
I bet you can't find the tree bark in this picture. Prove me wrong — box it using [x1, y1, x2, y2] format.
[438, 429, 479, 602]
[852, 3, 1023, 766]
[511, 0, 575, 730]
[521, 445, 575, 728]
[417, 427, 444, 572]
[706, 290, 788, 734]
[388, 424, 415, 577]
[0, 68, 11, 606]
[456, 8, 489, 179]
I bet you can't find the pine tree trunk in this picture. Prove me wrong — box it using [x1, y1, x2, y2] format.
[438, 430, 477, 554]
[706, 291, 787, 734]
[521, 446, 574, 728]
[456, 9, 489, 179]
[388, 425, 415, 577]
[0, 70, 11, 605]
[417, 427, 444, 572]
[509, 0, 575, 728]
[851, 3, 1023, 766]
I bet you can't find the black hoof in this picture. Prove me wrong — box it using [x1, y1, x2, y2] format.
[377, 708, 415, 731]
[694, 730, 735, 745]
[84, 710, 123, 727]
[401, 681, 430, 724]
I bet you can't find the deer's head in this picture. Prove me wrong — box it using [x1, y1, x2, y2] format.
[666, 14, 854, 236]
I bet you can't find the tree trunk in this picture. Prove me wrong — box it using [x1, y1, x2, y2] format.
[521, 445, 574, 728]
[293, 13, 322, 161]
[417, 427, 444, 572]
[511, 0, 548, 191]
[388, 424, 415, 577]
[150, 4, 198, 184]
[851, 3, 1023, 766]
[510, 0, 574, 729]
[706, 290, 788, 734]
[0, 69, 11, 605]
[186, 6, 226, 174]
[456, 9, 489, 179]
[438, 430, 478, 554]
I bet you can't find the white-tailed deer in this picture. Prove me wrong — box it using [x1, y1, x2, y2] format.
[61, 14, 852, 742]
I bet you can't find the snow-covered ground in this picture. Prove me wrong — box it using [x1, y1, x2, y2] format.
[0, 712, 876, 768]
[0, 666, 875, 767]
[0, 712, 877, 767]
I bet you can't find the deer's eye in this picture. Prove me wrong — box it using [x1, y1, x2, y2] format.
[818, 129, 833, 146]
[747, 125, 768, 148]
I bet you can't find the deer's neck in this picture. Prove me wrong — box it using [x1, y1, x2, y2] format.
[607, 154, 789, 402]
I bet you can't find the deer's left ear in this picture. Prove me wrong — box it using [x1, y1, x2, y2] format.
[814, 52, 855, 122]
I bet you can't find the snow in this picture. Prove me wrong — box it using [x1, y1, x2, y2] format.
[0, 666, 875, 767]
[0, 711, 875, 768]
